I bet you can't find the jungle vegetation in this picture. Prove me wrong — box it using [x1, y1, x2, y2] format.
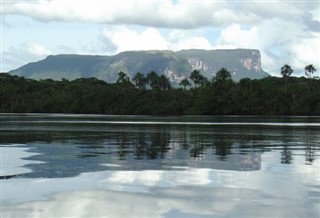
[0, 65, 319, 115]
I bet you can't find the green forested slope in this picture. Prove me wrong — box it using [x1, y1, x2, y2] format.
[9, 49, 269, 82]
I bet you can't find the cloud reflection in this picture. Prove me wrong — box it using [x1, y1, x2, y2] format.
[1, 145, 43, 178]
[2, 158, 320, 218]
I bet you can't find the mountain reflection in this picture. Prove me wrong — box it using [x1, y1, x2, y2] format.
[6, 129, 263, 179]
[1, 115, 319, 179]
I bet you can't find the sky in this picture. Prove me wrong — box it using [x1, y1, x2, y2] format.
[1, 0, 320, 77]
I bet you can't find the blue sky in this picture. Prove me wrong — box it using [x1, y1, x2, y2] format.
[1, 0, 320, 76]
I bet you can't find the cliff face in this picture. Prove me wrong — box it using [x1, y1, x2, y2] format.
[176, 49, 267, 81]
[240, 50, 261, 71]
[9, 49, 269, 82]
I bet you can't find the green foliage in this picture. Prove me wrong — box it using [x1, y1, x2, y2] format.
[305, 64, 316, 79]
[1, 68, 319, 115]
[281, 64, 293, 78]
[189, 70, 208, 88]
[179, 78, 191, 90]
[9, 49, 269, 82]
[133, 72, 146, 90]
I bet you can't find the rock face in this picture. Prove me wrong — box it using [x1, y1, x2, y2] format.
[9, 49, 269, 82]
[240, 50, 261, 71]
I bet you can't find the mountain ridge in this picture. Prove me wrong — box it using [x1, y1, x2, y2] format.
[9, 49, 270, 82]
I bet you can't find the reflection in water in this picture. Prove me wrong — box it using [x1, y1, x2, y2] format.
[281, 145, 293, 164]
[215, 139, 232, 161]
[1, 115, 320, 218]
[2, 163, 320, 218]
[1, 119, 319, 178]
[305, 145, 316, 164]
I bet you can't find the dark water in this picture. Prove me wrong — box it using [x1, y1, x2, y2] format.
[1, 114, 319, 218]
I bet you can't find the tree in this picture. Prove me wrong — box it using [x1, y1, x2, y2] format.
[212, 68, 233, 89]
[305, 64, 317, 92]
[281, 64, 293, 78]
[133, 72, 147, 90]
[158, 75, 171, 90]
[179, 78, 191, 90]
[146, 71, 159, 90]
[305, 64, 316, 79]
[189, 70, 207, 88]
[280, 64, 293, 96]
[116, 71, 131, 84]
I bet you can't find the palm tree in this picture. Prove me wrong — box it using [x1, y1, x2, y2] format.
[133, 72, 146, 90]
[305, 64, 317, 91]
[179, 78, 191, 90]
[158, 75, 171, 90]
[305, 64, 316, 79]
[189, 70, 207, 88]
[280, 64, 293, 96]
[116, 71, 131, 84]
[146, 71, 159, 90]
[212, 68, 233, 89]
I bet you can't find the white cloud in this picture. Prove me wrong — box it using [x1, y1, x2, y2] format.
[168, 30, 213, 50]
[102, 26, 169, 52]
[215, 18, 320, 76]
[290, 35, 320, 71]
[1, 0, 282, 29]
[217, 24, 258, 48]
[101, 26, 214, 53]
[2, 1, 320, 76]
[3, 43, 52, 71]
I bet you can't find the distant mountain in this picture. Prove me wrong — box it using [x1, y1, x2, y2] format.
[9, 49, 269, 82]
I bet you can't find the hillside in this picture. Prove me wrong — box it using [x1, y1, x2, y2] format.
[9, 49, 269, 82]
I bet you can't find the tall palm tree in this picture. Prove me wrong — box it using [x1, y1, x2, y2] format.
[189, 70, 207, 88]
[146, 71, 159, 90]
[158, 75, 171, 90]
[281, 64, 293, 96]
[116, 71, 132, 86]
[133, 72, 146, 90]
[212, 68, 233, 89]
[305, 64, 316, 79]
[305, 64, 317, 91]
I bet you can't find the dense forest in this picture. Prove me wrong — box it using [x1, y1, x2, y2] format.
[1, 65, 319, 115]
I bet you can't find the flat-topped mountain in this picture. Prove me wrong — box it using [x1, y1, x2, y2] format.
[9, 49, 269, 82]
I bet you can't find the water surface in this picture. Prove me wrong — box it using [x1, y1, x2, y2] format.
[1, 114, 319, 217]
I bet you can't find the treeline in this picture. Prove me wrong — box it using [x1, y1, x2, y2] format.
[0, 67, 319, 115]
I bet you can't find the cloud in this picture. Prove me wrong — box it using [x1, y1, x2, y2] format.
[2, 1, 319, 76]
[102, 26, 169, 52]
[290, 35, 320, 71]
[215, 18, 320, 76]
[101, 26, 213, 53]
[2, 43, 52, 71]
[2, 0, 224, 28]
[303, 13, 320, 32]
[168, 30, 213, 50]
[5, 0, 314, 29]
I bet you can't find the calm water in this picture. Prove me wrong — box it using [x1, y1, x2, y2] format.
[1, 114, 319, 218]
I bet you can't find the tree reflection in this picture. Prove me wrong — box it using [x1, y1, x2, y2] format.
[190, 144, 205, 158]
[147, 132, 171, 159]
[304, 128, 316, 165]
[117, 133, 131, 160]
[189, 134, 207, 159]
[180, 130, 190, 150]
[281, 145, 293, 164]
[280, 128, 293, 164]
[215, 139, 232, 161]
[134, 132, 147, 160]
[130, 131, 171, 160]
[188, 133, 233, 161]
[305, 145, 315, 164]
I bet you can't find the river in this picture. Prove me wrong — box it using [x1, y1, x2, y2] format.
[1, 114, 319, 217]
